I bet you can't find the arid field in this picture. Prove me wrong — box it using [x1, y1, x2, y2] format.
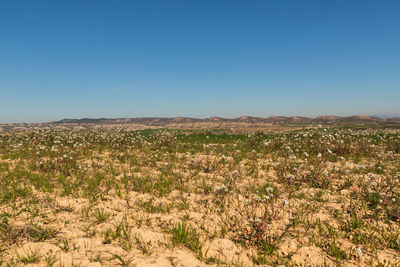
[0, 128, 399, 266]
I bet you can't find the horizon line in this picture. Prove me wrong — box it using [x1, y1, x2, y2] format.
[2, 114, 400, 125]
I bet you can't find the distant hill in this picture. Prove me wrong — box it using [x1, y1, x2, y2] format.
[1, 115, 399, 132]
[51, 115, 399, 126]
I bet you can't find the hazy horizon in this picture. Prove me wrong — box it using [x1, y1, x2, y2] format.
[2, 113, 400, 125]
[1, 0, 399, 123]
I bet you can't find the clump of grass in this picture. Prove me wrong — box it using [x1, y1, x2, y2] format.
[103, 220, 134, 251]
[111, 253, 134, 267]
[328, 241, 348, 261]
[16, 248, 41, 263]
[135, 234, 152, 255]
[58, 238, 70, 252]
[93, 208, 111, 224]
[171, 221, 203, 256]
[251, 252, 268, 265]
[136, 198, 172, 214]
[44, 251, 57, 267]
[26, 225, 57, 242]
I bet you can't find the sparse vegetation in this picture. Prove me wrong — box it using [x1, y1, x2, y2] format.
[0, 127, 399, 265]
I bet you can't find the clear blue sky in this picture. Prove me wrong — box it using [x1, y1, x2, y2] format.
[1, 0, 399, 123]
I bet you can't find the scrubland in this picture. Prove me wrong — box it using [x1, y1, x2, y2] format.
[0, 128, 399, 266]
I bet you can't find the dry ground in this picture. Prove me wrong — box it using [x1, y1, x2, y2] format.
[0, 128, 399, 266]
